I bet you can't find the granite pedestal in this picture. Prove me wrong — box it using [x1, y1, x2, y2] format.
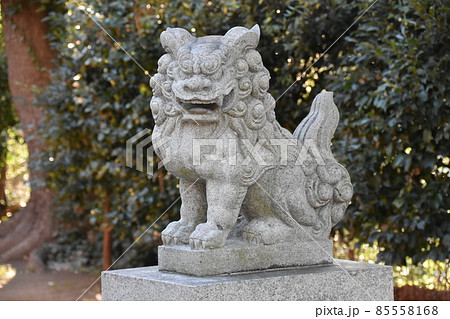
[158, 240, 333, 276]
[102, 259, 393, 301]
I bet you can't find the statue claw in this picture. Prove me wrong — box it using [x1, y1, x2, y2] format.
[161, 234, 173, 246]
[189, 238, 204, 250]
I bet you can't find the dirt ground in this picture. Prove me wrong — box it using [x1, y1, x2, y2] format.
[0, 261, 101, 301]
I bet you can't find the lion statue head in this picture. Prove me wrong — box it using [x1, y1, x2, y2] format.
[149, 25, 288, 144]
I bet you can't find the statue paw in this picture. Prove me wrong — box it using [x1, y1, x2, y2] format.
[161, 221, 195, 245]
[161, 234, 177, 245]
[243, 218, 291, 245]
[189, 223, 227, 249]
[242, 231, 262, 245]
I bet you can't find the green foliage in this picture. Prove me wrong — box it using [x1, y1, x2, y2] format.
[38, 0, 180, 267]
[328, 0, 450, 265]
[0, 7, 18, 213]
[0, 263, 16, 286]
[35, 0, 449, 269]
[334, 241, 449, 290]
[4, 128, 30, 210]
[0, 26, 14, 136]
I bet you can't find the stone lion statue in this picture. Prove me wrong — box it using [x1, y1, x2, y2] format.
[149, 25, 353, 250]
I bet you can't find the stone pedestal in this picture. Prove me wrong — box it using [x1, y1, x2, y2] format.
[158, 240, 333, 276]
[101, 259, 393, 301]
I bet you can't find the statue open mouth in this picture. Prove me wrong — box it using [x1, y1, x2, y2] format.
[180, 88, 235, 123]
[182, 101, 219, 114]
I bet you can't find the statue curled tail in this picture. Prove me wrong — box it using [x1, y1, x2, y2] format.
[293, 92, 353, 236]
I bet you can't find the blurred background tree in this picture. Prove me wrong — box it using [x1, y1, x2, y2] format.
[0, 0, 60, 261]
[0, 0, 448, 291]
[0, 10, 16, 218]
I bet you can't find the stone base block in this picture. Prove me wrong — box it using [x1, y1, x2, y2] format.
[158, 240, 333, 276]
[102, 260, 393, 301]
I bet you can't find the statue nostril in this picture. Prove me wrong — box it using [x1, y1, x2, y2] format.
[182, 79, 211, 92]
[202, 80, 212, 91]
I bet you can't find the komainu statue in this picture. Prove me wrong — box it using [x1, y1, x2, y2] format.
[149, 25, 353, 250]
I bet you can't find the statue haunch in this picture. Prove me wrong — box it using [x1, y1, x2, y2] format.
[149, 25, 353, 250]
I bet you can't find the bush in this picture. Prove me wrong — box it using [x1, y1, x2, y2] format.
[328, 0, 449, 265]
[36, 0, 448, 269]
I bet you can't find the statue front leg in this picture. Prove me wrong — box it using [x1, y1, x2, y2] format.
[162, 179, 207, 245]
[189, 180, 247, 249]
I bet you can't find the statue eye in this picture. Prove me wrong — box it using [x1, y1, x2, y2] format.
[178, 54, 193, 73]
[200, 55, 221, 75]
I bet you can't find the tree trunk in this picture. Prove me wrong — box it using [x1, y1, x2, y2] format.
[102, 191, 112, 270]
[0, 164, 6, 217]
[0, 0, 55, 261]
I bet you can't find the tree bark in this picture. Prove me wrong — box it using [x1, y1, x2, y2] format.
[102, 191, 112, 270]
[0, 0, 55, 261]
[0, 164, 6, 217]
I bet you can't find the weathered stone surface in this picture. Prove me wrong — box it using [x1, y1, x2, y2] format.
[102, 260, 393, 301]
[149, 25, 353, 252]
[158, 240, 333, 276]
